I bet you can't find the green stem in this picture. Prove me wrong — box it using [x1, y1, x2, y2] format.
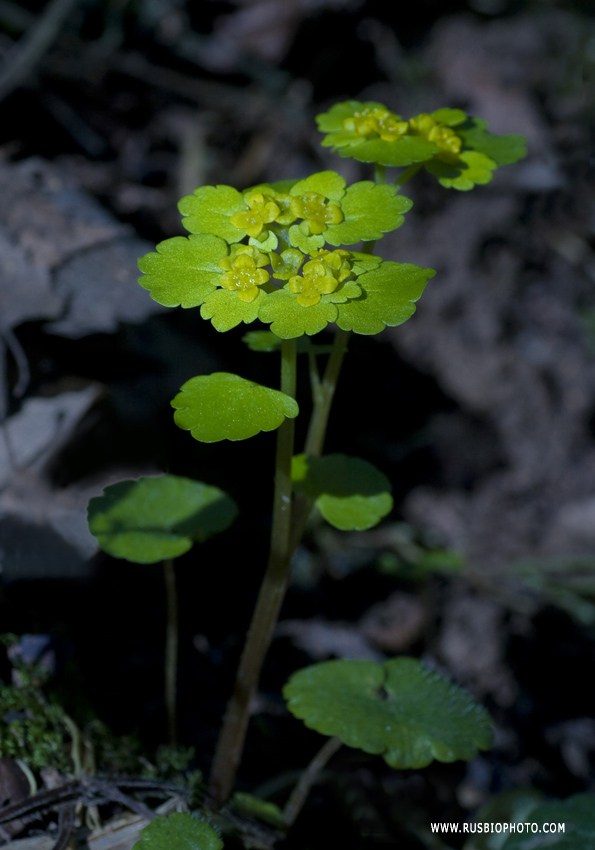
[307, 345, 322, 407]
[163, 558, 178, 747]
[282, 736, 342, 828]
[374, 163, 386, 184]
[208, 338, 297, 807]
[394, 162, 422, 188]
[289, 328, 350, 552]
[304, 328, 349, 456]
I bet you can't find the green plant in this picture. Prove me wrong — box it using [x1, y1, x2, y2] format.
[88, 100, 526, 838]
[87, 476, 238, 745]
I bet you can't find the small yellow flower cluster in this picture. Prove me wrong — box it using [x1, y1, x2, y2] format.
[218, 245, 270, 303]
[229, 193, 280, 239]
[290, 192, 343, 236]
[289, 249, 353, 307]
[343, 107, 409, 142]
[342, 107, 462, 155]
[408, 114, 462, 155]
[229, 190, 344, 240]
[217, 245, 355, 309]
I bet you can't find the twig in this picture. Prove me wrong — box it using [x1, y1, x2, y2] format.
[51, 804, 75, 850]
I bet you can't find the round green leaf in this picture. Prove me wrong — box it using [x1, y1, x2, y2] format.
[458, 118, 527, 166]
[431, 108, 467, 127]
[502, 794, 595, 850]
[292, 454, 392, 530]
[178, 184, 246, 243]
[325, 183, 412, 246]
[171, 372, 299, 442]
[249, 230, 278, 252]
[131, 812, 223, 850]
[284, 657, 493, 769]
[258, 290, 338, 339]
[341, 135, 439, 167]
[138, 234, 228, 308]
[287, 225, 324, 255]
[425, 151, 497, 191]
[242, 330, 283, 352]
[289, 170, 346, 203]
[200, 288, 267, 332]
[336, 262, 434, 335]
[87, 476, 238, 564]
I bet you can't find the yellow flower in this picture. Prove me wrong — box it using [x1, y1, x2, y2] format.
[288, 259, 339, 307]
[218, 245, 270, 302]
[408, 113, 462, 155]
[229, 193, 280, 239]
[310, 248, 353, 284]
[290, 192, 344, 236]
[343, 106, 408, 142]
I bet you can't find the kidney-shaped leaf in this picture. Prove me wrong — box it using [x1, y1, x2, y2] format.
[284, 657, 493, 769]
[87, 475, 238, 563]
[172, 372, 299, 442]
[292, 454, 392, 530]
[131, 812, 223, 850]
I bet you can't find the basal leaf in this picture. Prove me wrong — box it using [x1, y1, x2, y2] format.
[284, 657, 493, 769]
[258, 289, 338, 338]
[138, 235, 227, 308]
[178, 185, 246, 243]
[131, 812, 223, 850]
[87, 476, 238, 564]
[336, 262, 434, 335]
[171, 372, 299, 442]
[325, 183, 412, 246]
[292, 454, 392, 530]
[458, 118, 527, 166]
[201, 288, 266, 332]
[502, 794, 595, 850]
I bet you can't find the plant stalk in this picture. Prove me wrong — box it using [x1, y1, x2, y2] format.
[208, 338, 297, 807]
[290, 328, 350, 551]
[394, 162, 422, 188]
[282, 736, 342, 828]
[163, 558, 178, 747]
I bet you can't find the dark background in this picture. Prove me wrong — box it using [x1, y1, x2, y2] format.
[0, 0, 594, 846]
